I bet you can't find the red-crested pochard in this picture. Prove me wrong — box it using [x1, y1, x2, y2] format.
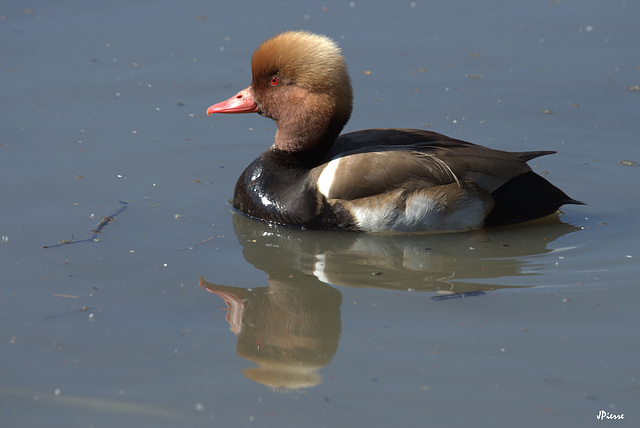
[207, 30, 583, 232]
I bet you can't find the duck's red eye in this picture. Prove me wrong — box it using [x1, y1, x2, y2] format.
[269, 76, 279, 86]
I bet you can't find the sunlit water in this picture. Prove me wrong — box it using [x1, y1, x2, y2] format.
[1, 1, 638, 427]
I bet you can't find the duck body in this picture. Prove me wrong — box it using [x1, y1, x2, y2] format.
[208, 31, 582, 233]
[232, 128, 577, 232]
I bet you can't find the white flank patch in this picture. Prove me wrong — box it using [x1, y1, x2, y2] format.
[399, 195, 441, 231]
[317, 157, 341, 198]
[441, 197, 489, 230]
[350, 202, 404, 232]
[351, 192, 488, 232]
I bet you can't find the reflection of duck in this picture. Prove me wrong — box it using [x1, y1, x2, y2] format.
[200, 278, 341, 391]
[207, 30, 583, 232]
[230, 212, 582, 293]
[201, 214, 580, 389]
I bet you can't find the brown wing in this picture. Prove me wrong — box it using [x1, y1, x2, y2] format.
[311, 128, 552, 200]
[309, 150, 459, 200]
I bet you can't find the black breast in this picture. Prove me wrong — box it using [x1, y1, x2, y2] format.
[232, 148, 354, 229]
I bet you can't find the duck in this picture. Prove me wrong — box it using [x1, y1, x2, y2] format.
[207, 30, 583, 232]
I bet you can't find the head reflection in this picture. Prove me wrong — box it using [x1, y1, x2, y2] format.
[201, 277, 341, 391]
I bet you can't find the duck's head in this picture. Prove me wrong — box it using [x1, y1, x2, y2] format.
[207, 31, 353, 152]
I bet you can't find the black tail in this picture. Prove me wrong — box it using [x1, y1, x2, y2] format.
[485, 171, 584, 226]
[514, 150, 557, 162]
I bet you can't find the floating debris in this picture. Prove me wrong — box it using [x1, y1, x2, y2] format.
[178, 234, 222, 251]
[52, 294, 79, 299]
[619, 160, 638, 166]
[45, 306, 93, 319]
[42, 202, 128, 249]
[627, 85, 640, 91]
[541, 109, 554, 115]
[431, 290, 486, 301]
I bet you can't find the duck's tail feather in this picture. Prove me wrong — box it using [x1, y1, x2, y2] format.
[484, 171, 584, 226]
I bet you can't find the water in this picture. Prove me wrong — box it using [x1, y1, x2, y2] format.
[1, 1, 639, 427]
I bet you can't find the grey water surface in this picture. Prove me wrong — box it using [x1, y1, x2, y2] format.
[1, 1, 639, 427]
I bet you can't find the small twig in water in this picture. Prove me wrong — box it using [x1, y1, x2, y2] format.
[42, 202, 128, 249]
[45, 306, 93, 319]
[178, 234, 221, 251]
